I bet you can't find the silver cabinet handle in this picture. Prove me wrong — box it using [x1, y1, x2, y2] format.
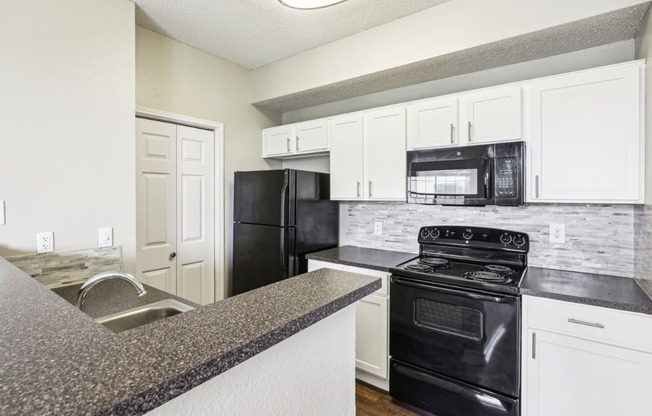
[296, 136, 300, 151]
[450, 123, 454, 144]
[532, 332, 536, 359]
[369, 180, 373, 198]
[356, 181, 361, 198]
[535, 175, 540, 198]
[468, 121, 472, 142]
[286, 137, 291, 152]
[568, 318, 604, 329]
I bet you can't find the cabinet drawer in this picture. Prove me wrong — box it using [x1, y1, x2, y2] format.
[340, 265, 388, 296]
[525, 296, 652, 353]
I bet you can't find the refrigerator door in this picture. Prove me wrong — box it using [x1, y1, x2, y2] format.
[232, 222, 297, 296]
[234, 170, 295, 227]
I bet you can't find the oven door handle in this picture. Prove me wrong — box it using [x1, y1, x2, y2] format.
[391, 276, 511, 303]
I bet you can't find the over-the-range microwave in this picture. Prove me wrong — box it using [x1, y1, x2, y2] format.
[407, 141, 525, 206]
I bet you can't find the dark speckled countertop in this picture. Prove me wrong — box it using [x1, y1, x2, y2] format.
[0, 256, 380, 416]
[307, 246, 652, 315]
[306, 245, 416, 271]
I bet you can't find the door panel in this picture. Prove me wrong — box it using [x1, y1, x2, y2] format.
[407, 98, 458, 149]
[365, 107, 407, 200]
[296, 120, 328, 153]
[176, 125, 214, 305]
[329, 114, 364, 200]
[234, 170, 293, 226]
[355, 294, 388, 378]
[463, 87, 522, 144]
[263, 125, 294, 157]
[136, 118, 177, 294]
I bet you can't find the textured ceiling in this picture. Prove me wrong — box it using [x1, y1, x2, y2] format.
[134, 0, 450, 69]
[253, 3, 651, 112]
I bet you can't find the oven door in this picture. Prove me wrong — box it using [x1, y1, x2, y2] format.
[390, 276, 520, 397]
[407, 157, 491, 205]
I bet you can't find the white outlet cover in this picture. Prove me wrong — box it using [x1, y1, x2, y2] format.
[374, 222, 383, 236]
[98, 227, 113, 248]
[36, 232, 54, 254]
[0, 200, 5, 226]
[549, 223, 566, 244]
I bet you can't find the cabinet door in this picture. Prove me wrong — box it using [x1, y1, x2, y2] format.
[355, 294, 388, 379]
[329, 114, 365, 200]
[407, 98, 458, 149]
[295, 119, 328, 154]
[529, 65, 642, 203]
[525, 329, 652, 416]
[364, 107, 407, 200]
[262, 125, 294, 157]
[463, 86, 522, 144]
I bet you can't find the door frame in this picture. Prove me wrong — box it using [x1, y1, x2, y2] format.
[136, 105, 226, 301]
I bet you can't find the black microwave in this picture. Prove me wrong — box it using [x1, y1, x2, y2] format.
[407, 141, 524, 206]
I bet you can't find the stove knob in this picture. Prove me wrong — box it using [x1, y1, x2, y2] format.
[462, 229, 473, 240]
[513, 235, 526, 247]
[420, 229, 430, 239]
[500, 233, 513, 245]
[429, 228, 440, 239]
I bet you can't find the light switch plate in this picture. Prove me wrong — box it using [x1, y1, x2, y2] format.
[374, 222, 383, 236]
[549, 223, 565, 244]
[0, 200, 5, 226]
[98, 227, 113, 248]
[36, 232, 54, 253]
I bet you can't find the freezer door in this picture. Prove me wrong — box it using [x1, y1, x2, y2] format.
[234, 170, 295, 226]
[295, 170, 339, 256]
[232, 223, 296, 296]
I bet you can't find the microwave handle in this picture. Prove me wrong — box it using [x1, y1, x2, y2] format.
[484, 158, 491, 198]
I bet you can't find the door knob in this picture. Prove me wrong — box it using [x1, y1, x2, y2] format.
[169, 252, 177, 259]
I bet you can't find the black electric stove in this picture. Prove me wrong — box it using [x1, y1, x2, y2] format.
[390, 226, 529, 295]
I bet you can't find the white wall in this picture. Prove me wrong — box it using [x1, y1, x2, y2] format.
[0, 0, 136, 270]
[148, 305, 356, 416]
[252, 0, 643, 104]
[135, 27, 282, 297]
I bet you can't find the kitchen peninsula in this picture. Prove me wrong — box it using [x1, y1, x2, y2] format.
[0, 256, 380, 415]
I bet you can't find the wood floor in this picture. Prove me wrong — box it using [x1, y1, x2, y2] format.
[356, 381, 433, 416]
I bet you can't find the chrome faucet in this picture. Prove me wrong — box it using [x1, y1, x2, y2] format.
[76, 271, 147, 312]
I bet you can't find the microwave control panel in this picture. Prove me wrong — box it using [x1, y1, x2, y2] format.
[495, 158, 518, 197]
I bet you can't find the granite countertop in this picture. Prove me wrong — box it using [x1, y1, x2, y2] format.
[307, 246, 652, 315]
[306, 245, 416, 272]
[0, 256, 380, 416]
[520, 267, 652, 315]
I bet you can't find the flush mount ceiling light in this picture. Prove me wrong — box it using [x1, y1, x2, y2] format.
[278, 0, 348, 10]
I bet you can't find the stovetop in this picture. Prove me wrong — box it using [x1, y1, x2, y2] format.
[390, 226, 530, 295]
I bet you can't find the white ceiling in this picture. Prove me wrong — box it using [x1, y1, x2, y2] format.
[134, 0, 451, 69]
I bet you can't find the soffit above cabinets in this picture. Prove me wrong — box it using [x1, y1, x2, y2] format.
[134, 0, 449, 70]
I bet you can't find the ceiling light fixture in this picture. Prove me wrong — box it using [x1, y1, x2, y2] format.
[278, 0, 348, 10]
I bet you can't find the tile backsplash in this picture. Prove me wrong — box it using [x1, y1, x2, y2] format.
[7, 246, 122, 287]
[344, 202, 636, 278]
[634, 204, 652, 280]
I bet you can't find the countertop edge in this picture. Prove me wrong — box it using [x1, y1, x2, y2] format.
[99, 280, 381, 415]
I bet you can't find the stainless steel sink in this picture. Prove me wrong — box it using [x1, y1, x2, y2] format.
[95, 299, 194, 333]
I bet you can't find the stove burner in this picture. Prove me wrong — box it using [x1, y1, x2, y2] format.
[406, 264, 433, 272]
[464, 271, 511, 283]
[419, 257, 451, 268]
[484, 264, 514, 274]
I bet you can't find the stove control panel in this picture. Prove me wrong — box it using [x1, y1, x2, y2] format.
[418, 226, 529, 253]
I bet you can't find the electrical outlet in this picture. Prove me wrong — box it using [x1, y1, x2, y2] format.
[98, 227, 113, 248]
[0, 200, 5, 226]
[36, 232, 54, 253]
[549, 223, 565, 244]
[374, 222, 383, 236]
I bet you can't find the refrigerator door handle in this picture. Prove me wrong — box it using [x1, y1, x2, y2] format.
[280, 171, 289, 227]
[280, 230, 288, 277]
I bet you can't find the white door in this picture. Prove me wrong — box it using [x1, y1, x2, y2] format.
[136, 118, 177, 294]
[355, 294, 388, 379]
[365, 107, 407, 200]
[176, 125, 215, 305]
[462, 86, 522, 144]
[262, 125, 294, 157]
[407, 98, 458, 149]
[136, 119, 215, 305]
[529, 65, 642, 203]
[329, 114, 365, 200]
[295, 119, 328, 154]
[525, 329, 652, 416]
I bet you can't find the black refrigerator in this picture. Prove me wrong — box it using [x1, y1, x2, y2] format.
[232, 169, 339, 296]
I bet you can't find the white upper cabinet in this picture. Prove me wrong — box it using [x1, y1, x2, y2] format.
[529, 63, 644, 203]
[329, 114, 365, 200]
[262, 119, 329, 158]
[364, 107, 407, 200]
[407, 98, 458, 149]
[462, 86, 522, 144]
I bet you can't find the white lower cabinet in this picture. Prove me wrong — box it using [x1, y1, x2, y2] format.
[308, 259, 390, 390]
[522, 296, 652, 416]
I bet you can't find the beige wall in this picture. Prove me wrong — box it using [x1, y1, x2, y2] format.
[0, 0, 136, 271]
[135, 27, 281, 296]
[251, 0, 644, 104]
